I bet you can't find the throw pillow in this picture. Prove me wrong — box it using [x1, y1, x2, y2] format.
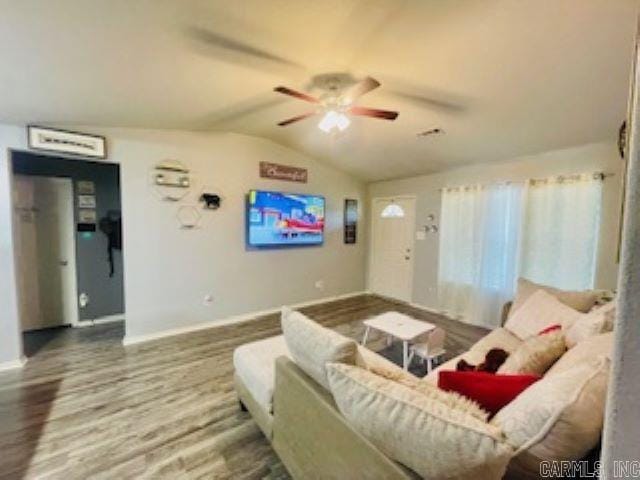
[368, 364, 489, 420]
[564, 304, 614, 348]
[504, 289, 582, 339]
[491, 358, 609, 470]
[438, 370, 541, 417]
[327, 363, 513, 480]
[281, 307, 357, 389]
[510, 278, 599, 318]
[498, 330, 566, 375]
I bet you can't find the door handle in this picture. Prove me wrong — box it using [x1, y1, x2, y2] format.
[404, 256, 411, 260]
[59, 260, 68, 266]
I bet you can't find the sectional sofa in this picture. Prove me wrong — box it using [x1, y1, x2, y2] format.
[233, 280, 614, 479]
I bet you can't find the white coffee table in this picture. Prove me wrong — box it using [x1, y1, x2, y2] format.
[361, 312, 436, 371]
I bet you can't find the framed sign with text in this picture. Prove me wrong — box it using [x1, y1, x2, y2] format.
[28, 126, 107, 159]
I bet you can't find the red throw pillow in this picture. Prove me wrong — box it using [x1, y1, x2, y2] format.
[538, 324, 562, 335]
[438, 371, 541, 416]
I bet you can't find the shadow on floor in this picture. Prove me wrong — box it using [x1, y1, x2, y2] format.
[0, 369, 62, 479]
[2, 323, 125, 478]
[22, 322, 125, 358]
[22, 326, 72, 357]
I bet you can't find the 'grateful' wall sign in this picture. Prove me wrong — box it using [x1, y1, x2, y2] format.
[259, 161, 308, 183]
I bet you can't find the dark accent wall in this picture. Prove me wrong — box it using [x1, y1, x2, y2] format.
[12, 151, 124, 321]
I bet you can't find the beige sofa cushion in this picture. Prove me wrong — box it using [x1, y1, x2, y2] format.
[355, 344, 409, 377]
[498, 330, 566, 375]
[327, 363, 513, 480]
[546, 332, 613, 377]
[510, 278, 599, 318]
[233, 334, 291, 413]
[592, 300, 617, 330]
[505, 289, 582, 340]
[281, 307, 357, 389]
[492, 358, 609, 467]
[565, 302, 615, 348]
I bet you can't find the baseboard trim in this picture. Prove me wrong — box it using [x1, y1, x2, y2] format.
[368, 292, 459, 322]
[122, 291, 367, 347]
[408, 301, 455, 319]
[0, 356, 26, 372]
[409, 301, 482, 326]
[74, 314, 125, 328]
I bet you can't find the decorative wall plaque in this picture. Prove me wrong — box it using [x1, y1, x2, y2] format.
[28, 126, 107, 159]
[151, 160, 192, 202]
[259, 161, 308, 183]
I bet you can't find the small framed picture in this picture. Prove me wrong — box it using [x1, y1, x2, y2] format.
[77, 180, 95, 195]
[78, 209, 96, 224]
[78, 195, 96, 208]
[344, 199, 358, 244]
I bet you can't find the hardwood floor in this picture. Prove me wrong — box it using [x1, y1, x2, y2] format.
[0, 294, 487, 479]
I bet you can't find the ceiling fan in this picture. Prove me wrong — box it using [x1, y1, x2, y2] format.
[273, 76, 399, 133]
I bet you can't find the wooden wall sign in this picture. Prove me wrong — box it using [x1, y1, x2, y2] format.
[259, 161, 308, 183]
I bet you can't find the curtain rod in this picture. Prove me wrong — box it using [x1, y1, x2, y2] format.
[439, 171, 615, 192]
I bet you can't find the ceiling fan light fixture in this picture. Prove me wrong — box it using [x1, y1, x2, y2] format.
[318, 110, 350, 133]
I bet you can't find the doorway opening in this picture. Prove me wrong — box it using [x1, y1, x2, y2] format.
[11, 151, 124, 355]
[369, 196, 416, 303]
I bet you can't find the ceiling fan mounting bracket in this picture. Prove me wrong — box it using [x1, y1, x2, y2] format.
[309, 72, 357, 95]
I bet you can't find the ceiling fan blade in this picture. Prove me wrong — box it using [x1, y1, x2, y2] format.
[187, 27, 303, 69]
[342, 76, 381, 104]
[274, 86, 320, 104]
[347, 106, 398, 120]
[277, 112, 316, 126]
[391, 91, 466, 112]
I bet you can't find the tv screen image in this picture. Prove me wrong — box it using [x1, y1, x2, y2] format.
[248, 190, 325, 246]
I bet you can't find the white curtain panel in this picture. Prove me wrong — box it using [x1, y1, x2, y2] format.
[519, 175, 603, 291]
[438, 184, 523, 328]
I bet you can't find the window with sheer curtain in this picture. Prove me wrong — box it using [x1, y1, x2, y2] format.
[437, 174, 603, 327]
[438, 183, 523, 327]
[519, 174, 603, 290]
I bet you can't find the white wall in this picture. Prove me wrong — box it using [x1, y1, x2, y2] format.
[108, 129, 366, 341]
[0, 126, 366, 355]
[0, 125, 27, 366]
[367, 142, 624, 309]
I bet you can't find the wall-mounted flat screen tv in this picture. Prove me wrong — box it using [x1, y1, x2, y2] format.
[247, 190, 325, 246]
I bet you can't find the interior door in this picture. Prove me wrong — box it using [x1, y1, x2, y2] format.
[369, 197, 416, 302]
[13, 175, 78, 331]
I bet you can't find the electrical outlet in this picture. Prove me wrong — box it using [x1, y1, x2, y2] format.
[315, 280, 325, 290]
[203, 294, 214, 306]
[79, 292, 89, 308]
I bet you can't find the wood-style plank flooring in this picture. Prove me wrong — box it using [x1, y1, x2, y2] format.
[0, 295, 487, 479]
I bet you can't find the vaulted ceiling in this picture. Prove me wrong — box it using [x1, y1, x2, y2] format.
[0, 0, 636, 181]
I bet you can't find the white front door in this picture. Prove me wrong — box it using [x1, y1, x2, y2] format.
[369, 197, 416, 302]
[13, 175, 78, 331]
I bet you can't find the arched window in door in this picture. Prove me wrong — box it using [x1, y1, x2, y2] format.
[381, 203, 405, 218]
